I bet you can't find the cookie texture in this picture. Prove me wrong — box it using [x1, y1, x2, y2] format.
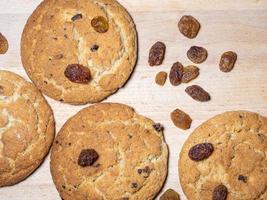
[179, 111, 267, 200]
[0, 70, 55, 186]
[51, 103, 168, 200]
[21, 0, 137, 104]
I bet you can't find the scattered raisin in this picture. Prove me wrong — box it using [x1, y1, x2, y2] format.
[182, 65, 199, 83]
[153, 123, 164, 132]
[169, 62, 184, 86]
[90, 44, 99, 52]
[187, 46, 208, 64]
[170, 108, 192, 130]
[160, 189, 180, 200]
[238, 175, 247, 183]
[91, 16, 109, 33]
[148, 41, 166, 66]
[71, 13, 83, 21]
[64, 64, 91, 84]
[219, 51, 237, 72]
[188, 143, 214, 161]
[0, 33, 8, 54]
[78, 149, 99, 167]
[131, 183, 138, 188]
[212, 185, 228, 200]
[185, 85, 211, 102]
[155, 71, 167, 86]
[178, 15, 200, 39]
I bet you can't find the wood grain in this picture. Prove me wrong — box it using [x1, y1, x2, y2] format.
[0, 0, 267, 199]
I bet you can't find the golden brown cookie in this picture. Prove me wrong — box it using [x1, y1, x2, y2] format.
[50, 103, 168, 200]
[179, 111, 267, 200]
[0, 70, 55, 186]
[21, 0, 137, 104]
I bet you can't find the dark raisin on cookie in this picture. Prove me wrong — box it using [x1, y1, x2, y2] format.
[71, 13, 83, 21]
[91, 16, 109, 33]
[78, 149, 99, 167]
[131, 182, 138, 188]
[148, 41, 166, 66]
[212, 184, 228, 200]
[178, 15, 200, 39]
[90, 44, 99, 52]
[188, 143, 214, 161]
[137, 166, 151, 178]
[153, 123, 164, 132]
[64, 64, 91, 84]
[238, 175, 247, 183]
[169, 62, 184, 86]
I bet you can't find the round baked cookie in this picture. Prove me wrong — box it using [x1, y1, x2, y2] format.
[21, 0, 137, 104]
[51, 103, 168, 200]
[179, 111, 267, 200]
[0, 70, 55, 186]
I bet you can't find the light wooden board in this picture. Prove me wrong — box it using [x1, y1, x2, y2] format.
[0, 0, 267, 199]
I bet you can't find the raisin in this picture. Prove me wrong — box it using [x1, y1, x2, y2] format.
[137, 166, 151, 178]
[169, 62, 184, 86]
[188, 143, 214, 161]
[78, 149, 99, 167]
[187, 46, 208, 64]
[170, 108, 192, 130]
[219, 51, 237, 72]
[91, 16, 109, 33]
[90, 44, 99, 52]
[0, 33, 8, 54]
[185, 85, 211, 102]
[153, 123, 164, 132]
[148, 41, 166, 66]
[131, 183, 138, 188]
[178, 15, 200, 39]
[155, 71, 167, 86]
[160, 189, 180, 200]
[64, 64, 91, 84]
[212, 185, 228, 200]
[71, 13, 83, 21]
[182, 65, 199, 83]
[238, 175, 247, 183]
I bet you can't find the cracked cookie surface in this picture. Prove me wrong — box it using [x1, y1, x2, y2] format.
[179, 111, 267, 200]
[50, 103, 168, 200]
[0, 70, 55, 186]
[21, 0, 137, 104]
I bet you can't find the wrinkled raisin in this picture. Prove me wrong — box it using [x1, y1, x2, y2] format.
[160, 189, 180, 200]
[212, 185, 228, 200]
[169, 62, 184, 86]
[148, 42, 166, 66]
[182, 65, 199, 83]
[178, 15, 200, 39]
[171, 108, 192, 130]
[0, 33, 8, 54]
[188, 143, 214, 161]
[185, 85, 211, 102]
[78, 149, 99, 167]
[238, 175, 247, 183]
[187, 46, 208, 64]
[71, 13, 83, 21]
[155, 71, 167, 86]
[153, 123, 164, 132]
[219, 51, 237, 72]
[91, 16, 109, 33]
[90, 44, 99, 52]
[64, 64, 91, 84]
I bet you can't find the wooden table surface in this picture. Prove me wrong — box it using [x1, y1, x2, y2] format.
[0, 0, 267, 199]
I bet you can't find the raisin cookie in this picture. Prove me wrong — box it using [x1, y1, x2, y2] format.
[0, 70, 55, 186]
[21, 0, 137, 104]
[50, 103, 168, 200]
[179, 111, 267, 200]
